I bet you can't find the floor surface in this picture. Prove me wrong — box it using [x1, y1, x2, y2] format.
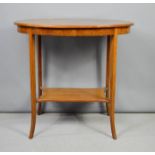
[0, 113, 155, 152]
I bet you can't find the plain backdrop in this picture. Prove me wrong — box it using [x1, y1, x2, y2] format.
[0, 3, 155, 112]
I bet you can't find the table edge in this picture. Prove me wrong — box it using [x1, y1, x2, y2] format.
[15, 22, 133, 29]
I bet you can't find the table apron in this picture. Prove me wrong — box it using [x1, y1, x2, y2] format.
[17, 26, 130, 36]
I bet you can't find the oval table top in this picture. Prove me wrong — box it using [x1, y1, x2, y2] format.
[15, 18, 133, 29]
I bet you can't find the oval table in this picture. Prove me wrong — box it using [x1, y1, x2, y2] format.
[15, 19, 133, 139]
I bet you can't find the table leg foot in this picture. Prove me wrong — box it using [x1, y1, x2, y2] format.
[109, 103, 117, 140]
[106, 103, 110, 115]
[29, 107, 36, 139]
[37, 103, 43, 115]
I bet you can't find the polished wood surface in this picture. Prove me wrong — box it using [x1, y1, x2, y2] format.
[15, 18, 133, 29]
[15, 18, 133, 139]
[37, 88, 109, 103]
[15, 18, 133, 36]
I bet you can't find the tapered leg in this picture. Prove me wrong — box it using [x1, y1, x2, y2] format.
[37, 35, 43, 115]
[108, 29, 118, 140]
[29, 32, 37, 139]
[106, 36, 111, 115]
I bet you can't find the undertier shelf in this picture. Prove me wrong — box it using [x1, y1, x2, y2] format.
[37, 88, 110, 103]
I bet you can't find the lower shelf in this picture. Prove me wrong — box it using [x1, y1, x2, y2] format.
[37, 88, 110, 103]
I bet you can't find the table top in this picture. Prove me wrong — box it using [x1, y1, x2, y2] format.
[15, 18, 133, 29]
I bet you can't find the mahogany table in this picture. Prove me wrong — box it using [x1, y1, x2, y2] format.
[15, 19, 133, 139]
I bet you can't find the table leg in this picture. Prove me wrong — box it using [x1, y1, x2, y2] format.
[37, 35, 43, 115]
[106, 36, 111, 115]
[108, 29, 118, 139]
[28, 32, 37, 139]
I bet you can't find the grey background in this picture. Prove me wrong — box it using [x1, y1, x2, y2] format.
[0, 4, 155, 112]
